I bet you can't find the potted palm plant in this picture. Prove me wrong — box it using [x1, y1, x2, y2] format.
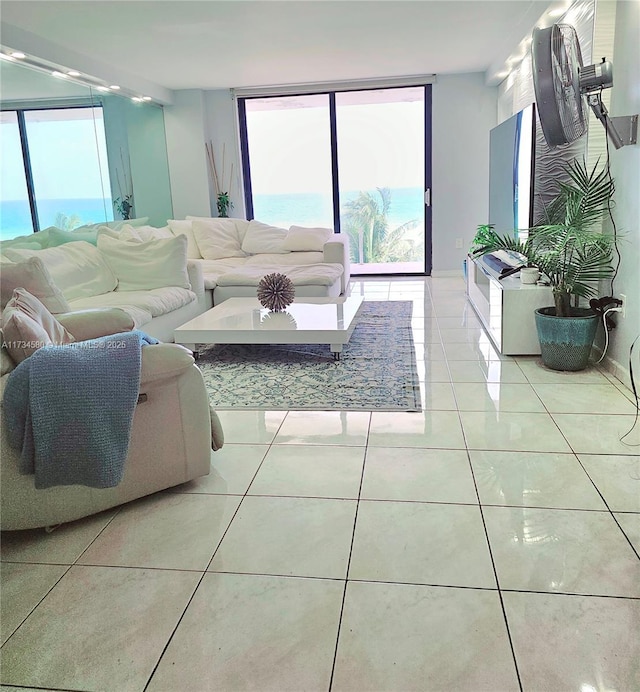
[471, 159, 616, 371]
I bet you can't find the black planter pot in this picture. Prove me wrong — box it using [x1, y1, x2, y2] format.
[534, 307, 599, 371]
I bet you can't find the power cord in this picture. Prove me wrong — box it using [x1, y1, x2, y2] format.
[596, 306, 623, 364]
[603, 104, 621, 295]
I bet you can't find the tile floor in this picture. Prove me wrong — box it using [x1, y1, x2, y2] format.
[1, 277, 639, 691]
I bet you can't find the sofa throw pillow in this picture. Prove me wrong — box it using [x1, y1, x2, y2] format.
[74, 217, 150, 233]
[97, 233, 190, 291]
[2, 288, 75, 362]
[120, 224, 174, 242]
[4, 242, 118, 302]
[191, 218, 245, 260]
[48, 227, 99, 247]
[241, 220, 290, 255]
[56, 308, 135, 342]
[167, 220, 201, 259]
[283, 225, 333, 252]
[0, 256, 71, 314]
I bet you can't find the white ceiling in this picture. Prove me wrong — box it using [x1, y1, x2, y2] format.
[1, 0, 554, 93]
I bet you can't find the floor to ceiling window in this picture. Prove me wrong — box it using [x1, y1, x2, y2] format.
[239, 84, 432, 275]
[0, 111, 32, 239]
[0, 105, 112, 240]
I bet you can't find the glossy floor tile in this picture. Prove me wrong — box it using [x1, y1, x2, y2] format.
[503, 591, 640, 691]
[368, 410, 466, 449]
[615, 512, 640, 555]
[516, 359, 611, 385]
[577, 454, 640, 512]
[361, 447, 477, 503]
[0, 565, 199, 691]
[0, 563, 67, 646]
[447, 360, 528, 383]
[532, 382, 638, 414]
[175, 443, 269, 495]
[470, 450, 607, 510]
[453, 382, 547, 412]
[2, 277, 637, 691]
[77, 492, 241, 570]
[148, 573, 343, 692]
[551, 413, 640, 454]
[460, 411, 573, 452]
[209, 496, 357, 578]
[333, 581, 519, 691]
[483, 505, 640, 597]
[0, 510, 117, 565]
[349, 500, 496, 588]
[247, 444, 365, 499]
[215, 410, 287, 443]
[273, 410, 371, 446]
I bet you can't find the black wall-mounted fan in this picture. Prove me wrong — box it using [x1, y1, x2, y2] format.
[532, 23, 638, 149]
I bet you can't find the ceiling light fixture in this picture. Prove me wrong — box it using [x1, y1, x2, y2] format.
[0, 53, 16, 61]
[10, 51, 25, 59]
[96, 86, 110, 92]
[131, 97, 143, 102]
[51, 70, 67, 78]
[109, 85, 120, 90]
[67, 70, 81, 77]
[142, 96, 152, 101]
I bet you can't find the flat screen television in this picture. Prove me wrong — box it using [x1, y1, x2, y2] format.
[488, 103, 536, 238]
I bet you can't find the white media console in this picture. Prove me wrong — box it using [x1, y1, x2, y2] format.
[465, 255, 553, 355]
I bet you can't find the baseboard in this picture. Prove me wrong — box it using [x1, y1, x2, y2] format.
[592, 346, 633, 391]
[431, 270, 464, 278]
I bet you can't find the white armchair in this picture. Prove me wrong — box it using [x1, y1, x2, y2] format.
[0, 310, 220, 531]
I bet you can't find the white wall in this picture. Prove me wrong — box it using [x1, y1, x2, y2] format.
[431, 73, 498, 275]
[599, 0, 640, 388]
[163, 90, 211, 219]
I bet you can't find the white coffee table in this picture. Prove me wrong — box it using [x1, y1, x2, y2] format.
[174, 296, 365, 360]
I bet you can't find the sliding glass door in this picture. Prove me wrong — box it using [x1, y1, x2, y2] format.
[336, 88, 425, 273]
[239, 85, 431, 275]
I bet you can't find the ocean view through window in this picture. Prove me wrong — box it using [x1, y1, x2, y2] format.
[0, 106, 112, 239]
[239, 85, 431, 275]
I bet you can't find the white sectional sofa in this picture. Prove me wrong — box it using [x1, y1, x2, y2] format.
[0, 217, 351, 343]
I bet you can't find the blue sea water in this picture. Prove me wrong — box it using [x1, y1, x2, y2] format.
[253, 187, 424, 228]
[0, 188, 425, 241]
[0, 198, 113, 240]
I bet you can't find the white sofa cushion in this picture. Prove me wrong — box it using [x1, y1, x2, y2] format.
[167, 220, 201, 259]
[4, 241, 118, 301]
[97, 234, 190, 291]
[241, 220, 289, 255]
[67, 287, 197, 326]
[0, 256, 71, 313]
[194, 258, 248, 290]
[191, 218, 246, 260]
[216, 263, 343, 287]
[283, 225, 333, 252]
[244, 252, 324, 266]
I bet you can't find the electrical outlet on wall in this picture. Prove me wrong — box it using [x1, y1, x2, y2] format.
[455, 238, 463, 249]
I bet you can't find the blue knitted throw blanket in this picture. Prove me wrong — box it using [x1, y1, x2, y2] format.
[3, 330, 159, 489]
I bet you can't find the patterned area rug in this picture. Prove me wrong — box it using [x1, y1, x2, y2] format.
[196, 301, 421, 412]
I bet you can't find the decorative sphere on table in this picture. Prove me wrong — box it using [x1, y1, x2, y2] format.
[257, 272, 295, 311]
